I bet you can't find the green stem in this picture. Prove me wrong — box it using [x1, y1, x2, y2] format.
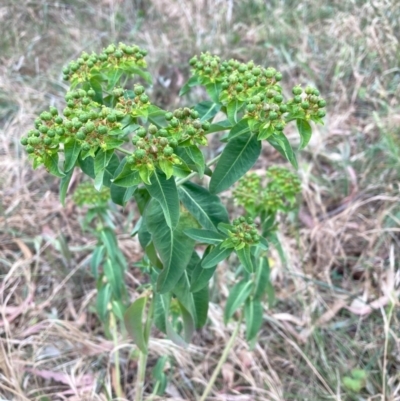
[134, 295, 154, 401]
[116, 146, 132, 155]
[176, 154, 221, 187]
[199, 316, 242, 401]
[110, 312, 123, 399]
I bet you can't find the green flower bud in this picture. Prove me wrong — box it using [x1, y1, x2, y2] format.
[78, 89, 87, 98]
[318, 99, 326, 108]
[244, 233, 252, 241]
[39, 125, 49, 134]
[69, 62, 79, 72]
[76, 131, 86, 140]
[275, 122, 284, 131]
[77, 58, 85, 66]
[159, 137, 169, 146]
[239, 216, 246, 223]
[54, 116, 63, 125]
[135, 149, 146, 159]
[139, 94, 149, 104]
[78, 113, 89, 123]
[274, 94, 283, 103]
[113, 88, 124, 98]
[193, 120, 202, 129]
[301, 101, 310, 110]
[148, 124, 158, 135]
[293, 95, 302, 103]
[115, 111, 125, 120]
[132, 136, 140, 145]
[259, 78, 267, 87]
[165, 112, 173, 121]
[305, 86, 314, 95]
[233, 218, 240, 226]
[64, 121, 73, 130]
[136, 127, 147, 137]
[252, 234, 260, 242]
[265, 68, 276, 78]
[163, 146, 174, 156]
[201, 121, 210, 130]
[62, 67, 70, 75]
[47, 129, 55, 137]
[269, 111, 278, 120]
[137, 139, 146, 148]
[107, 113, 117, 123]
[55, 128, 64, 136]
[105, 45, 115, 54]
[189, 57, 197, 66]
[275, 72, 283, 81]
[82, 143, 91, 151]
[158, 129, 168, 137]
[20, 137, 28, 146]
[317, 109, 326, 118]
[26, 145, 35, 153]
[114, 49, 123, 59]
[88, 89, 96, 98]
[67, 100, 76, 108]
[43, 137, 53, 146]
[85, 122, 96, 133]
[81, 97, 91, 106]
[221, 81, 229, 90]
[169, 138, 178, 148]
[187, 126, 196, 136]
[40, 111, 53, 121]
[99, 53, 108, 62]
[88, 110, 99, 120]
[134, 85, 145, 95]
[279, 104, 288, 113]
[246, 104, 256, 113]
[63, 108, 72, 117]
[190, 110, 199, 119]
[252, 67, 261, 76]
[170, 118, 179, 128]
[235, 84, 244, 92]
[73, 120, 83, 130]
[49, 107, 58, 116]
[247, 79, 256, 87]
[127, 155, 135, 164]
[292, 86, 302, 95]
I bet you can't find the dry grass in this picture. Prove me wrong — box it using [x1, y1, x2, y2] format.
[1, 0, 400, 400]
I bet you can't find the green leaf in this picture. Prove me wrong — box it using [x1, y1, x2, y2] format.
[100, 227, 118, 260]
[158, 159, 174, 179]
[244, 298, 263, 341]
[227, 99, 244, 124]
[192, 286, 209, 328]
[179, 182, 229, 231]
[78, 154, 95, 178]
[254, 257, 271, 300]
[120, 64, 152, 84]
[179, 75, 200, 96]
[236, 246, 254, 273]
[145, 170, 180, 229]
[184, 228, 225, 245]
[296, 119, 312, 149]
[94, 149, 114, 177]
[154, 293, 168, 333]
[64, 139, 81, 172]
[190, 247, 217, 292]
[227, 119, 251, 141]
[90, 245, 104, 279]
[194, 101, 221, 122]
[223, 279, 253, 324]
[113, 165, 141, 187]
[257, 123, 274, 140]
[267, 132, 298, 169]
[110, 184, 136, 206]
[124, 296, 149, 354]
[205, 82, 221, 103]
[43, 152, 64, 178]
[146, 200, 195, 293]
[207, 119, 233, 134]
[184, 146, 205, 177]
[106, 69, 123, 91]
[96, 282, 111, 321]
[201, 243, 232, 269]
[59, 169, 73, 206]
[209, 132, 261, 194]
[103, 258, 123, 299]
[178, 301, 195, 343]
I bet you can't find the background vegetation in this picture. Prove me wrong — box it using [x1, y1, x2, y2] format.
[0, 0, 399, 399]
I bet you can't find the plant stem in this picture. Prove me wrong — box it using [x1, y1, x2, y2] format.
[134, 295, 154, 401]
[110, 312, 123, 399]
[199, 316, 242, 401]
[176, 154, 221, 187]
[116, 146, 132, 155]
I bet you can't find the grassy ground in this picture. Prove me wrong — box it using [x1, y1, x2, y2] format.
[1, 0, 399, 400]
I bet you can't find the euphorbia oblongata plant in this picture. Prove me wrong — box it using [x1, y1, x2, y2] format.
[21, 43, 326, 400]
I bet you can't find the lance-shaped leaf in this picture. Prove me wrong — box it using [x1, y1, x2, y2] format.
[209, 133, 261, 194]
[236, 245, 254, 273]
[190, 246, 217, 293]
[201, 243, 233, 269]
[103, 258, 123, 299]
[192, 286, 209, 328]
[43, 152, 64, 178]
[124, 295, 149, 354]
[146, 200, 195, 293]
[64, 138, 81, 172]
[244, 298, 263, 341]
[226, 119, 251, 141]
[59, 169, 73, 206]
[227, 99, 244, 124]
[254, 257, 271, 300]
[224, 279, 253, 324]
[145, 170, 179, 229]
[184, 228, 225, 245]
[267, 132, 298, 169]
[194, 101, 221, 122]
[205, 82, 221, 103]
[184, 146, 205, 178]
[96, 282, 111, 322]
[296, 118, 312, 149]
[179, 182, 229, 231]
[110, 184, 136, 206]
[178, 301, 195, 343]
[90, 245, 104, 279]
[179, 76, 200, 96]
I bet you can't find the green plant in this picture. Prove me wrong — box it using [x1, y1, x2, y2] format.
[21, 43, 326, 400]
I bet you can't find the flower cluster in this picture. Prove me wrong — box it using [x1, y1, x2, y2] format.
[233, 166, 302, 215]
[73, 182, 110, 206]
[288, 85, 326, 121]
[62, 43, 147, 84]
[126, 123, 181, 183]
[221, 216, 260, 250]
[164, 107, 210, 147]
